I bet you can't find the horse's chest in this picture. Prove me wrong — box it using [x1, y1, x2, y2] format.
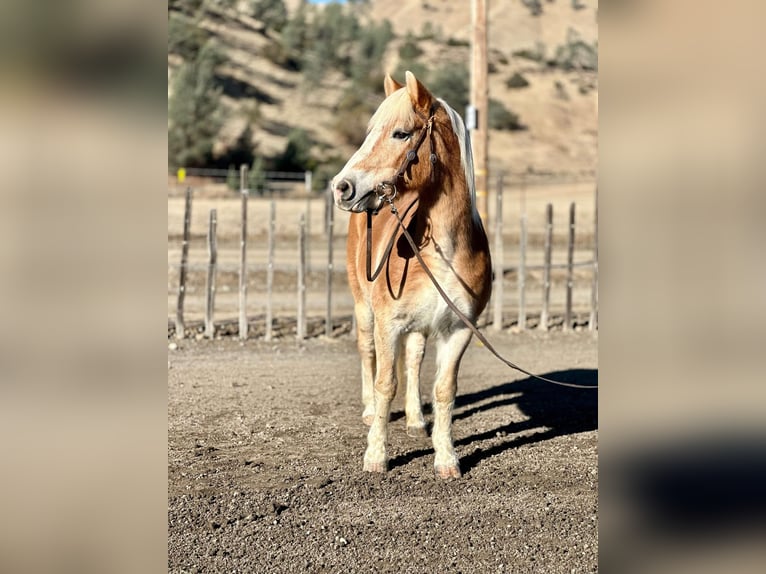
[373, 255, 470, 335]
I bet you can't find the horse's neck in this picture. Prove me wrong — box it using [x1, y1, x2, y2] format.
[418, 175, 477, 246]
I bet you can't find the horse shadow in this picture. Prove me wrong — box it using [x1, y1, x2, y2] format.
[388, 369, 598, 474]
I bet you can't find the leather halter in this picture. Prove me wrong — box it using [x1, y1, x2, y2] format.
[373, 103, 439, 208]
[365, 103, 438, 282]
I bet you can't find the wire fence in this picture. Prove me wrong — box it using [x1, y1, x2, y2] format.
[168, 173, 598, 340]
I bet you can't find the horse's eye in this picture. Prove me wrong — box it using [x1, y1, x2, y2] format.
[392, 130, 411, 140]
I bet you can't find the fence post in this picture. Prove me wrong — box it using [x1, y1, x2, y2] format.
[240, 163, 248, 191]
[265, 200, 275, 342]
[518, 213, 527, 330]
[565, 202, 576, 330]
[305, 170, 312, 195]
[589, 187, 598, 331]
[297, 214, 307, 340]
[325, 190, 335, 337]
[239, 170, 249, 340]
[205, 209, 218, 338]
[175, 187, 192, 339]
[539, 203, 553, 331]
[492, 175, 504, 331]
[305, 194, 311, 269]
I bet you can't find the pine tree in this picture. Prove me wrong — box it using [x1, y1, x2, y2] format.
[250, 0, 288, 34]
[248, 156, 267, 195]
[168, 43, 225, 169]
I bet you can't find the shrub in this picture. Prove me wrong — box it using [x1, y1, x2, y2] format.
[446, 37, 470, 47]
[512, 42, 546, 64]
[506, 72, 530, 89]
[550, 29, 597, 71]
[418, 21, 442, 42]
[488, 99, 524, 131]
[521, 0, 543, 17]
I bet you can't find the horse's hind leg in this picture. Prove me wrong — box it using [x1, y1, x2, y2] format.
[355, 303, 376, 425]
[363, 321, 400, 473]
[399, 331, 427, 438]
[432, 328, 473, 478]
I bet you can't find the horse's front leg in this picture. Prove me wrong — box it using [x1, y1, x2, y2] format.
[363, 321, 400, 473]
[355, 303, 376, 425]
[432, 328, 473, 478]
[401, 331, 428, 438]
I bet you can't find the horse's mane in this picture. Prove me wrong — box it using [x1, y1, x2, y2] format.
[436, 98, 484, 229]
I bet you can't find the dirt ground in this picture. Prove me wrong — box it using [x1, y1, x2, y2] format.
[168, 330, 598, 573]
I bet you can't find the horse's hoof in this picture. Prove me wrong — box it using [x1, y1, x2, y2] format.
[406, 425, 428, 438]
[363, 460, 387, 473]
[435, 464, 462, 479]
[362, 414, 374, 426]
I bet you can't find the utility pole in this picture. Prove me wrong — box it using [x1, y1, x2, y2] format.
[471, 0, 489, 223]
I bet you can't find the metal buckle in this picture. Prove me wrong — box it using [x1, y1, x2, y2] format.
[375, 182, 397, 203]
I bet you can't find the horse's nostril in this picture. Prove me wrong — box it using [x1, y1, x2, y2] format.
[335, 178, 354, 200]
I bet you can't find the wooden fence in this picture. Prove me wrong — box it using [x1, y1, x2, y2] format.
[169, 175, 598, 340]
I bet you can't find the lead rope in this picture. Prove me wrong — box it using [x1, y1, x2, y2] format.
[377, 197, 597, 390]
[366, 196, 419, 282]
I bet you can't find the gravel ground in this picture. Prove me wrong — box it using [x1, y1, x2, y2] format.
[168, 330, 598, 573]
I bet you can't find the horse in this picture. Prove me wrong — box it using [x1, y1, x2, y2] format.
[331, 71, 492, 478]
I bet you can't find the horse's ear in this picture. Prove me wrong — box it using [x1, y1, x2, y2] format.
[384, 74, 404, 97]
[405, 70, 433, 115]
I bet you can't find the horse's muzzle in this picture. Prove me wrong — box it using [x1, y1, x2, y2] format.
[333, 178, 355, 202]
[332, 176, 383, 213]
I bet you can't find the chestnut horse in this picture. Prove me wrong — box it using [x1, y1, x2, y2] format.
[331, 71, 491, 478]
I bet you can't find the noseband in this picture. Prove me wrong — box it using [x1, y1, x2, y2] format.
[374, 104, 439, 209]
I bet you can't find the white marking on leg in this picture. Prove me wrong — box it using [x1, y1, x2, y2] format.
[355, 304, 376, 425]
[403, 331, 427, 437]
[363, 324, 399, 472]
[431, 328, 472, 478]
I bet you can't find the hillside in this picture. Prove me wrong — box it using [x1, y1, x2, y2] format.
[168, 0, 598, 185]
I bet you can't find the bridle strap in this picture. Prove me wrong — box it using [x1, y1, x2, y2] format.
[377, 104, 438, 195]
[365, 197, 420, 282]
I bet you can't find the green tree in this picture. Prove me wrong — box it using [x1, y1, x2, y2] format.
[275, 129, 314, 172]
[280, 0, 309, 69]
[300, 2, 360, 87]
[248, 156, 267, 195]
[250, 0, 288, 34]
[168, 11, 209, 61]
[398, 32, 423, 62]
[168, 0, 205, 17]
[429, 63, 469, 114]
[350, 19, 393, 92]
[394, 31, 428, 85]
[333, 91, 373, 146]
[220, 125, 255, 169]
[226, 165, 239, 191]
[168, 43, 225, 169]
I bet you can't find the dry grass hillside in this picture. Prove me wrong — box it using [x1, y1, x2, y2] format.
[169, 0, 598, 184]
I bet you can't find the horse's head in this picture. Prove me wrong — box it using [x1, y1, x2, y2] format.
[332, 71, 439, 213]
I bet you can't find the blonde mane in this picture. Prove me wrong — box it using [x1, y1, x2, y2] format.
[436, 98, 483, 228]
